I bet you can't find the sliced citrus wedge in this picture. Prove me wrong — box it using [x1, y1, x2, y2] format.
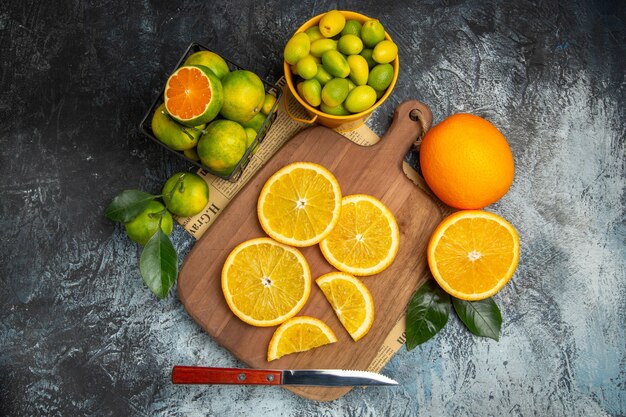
[221, 237, 311, 327]
[164, 65, 224, 127]
[257, 162, 342, 247]
[267, 316, 337, 362]
[427, 210, 520, 301]
[316, 272, 375, 341]
[319, 194, 400, 276]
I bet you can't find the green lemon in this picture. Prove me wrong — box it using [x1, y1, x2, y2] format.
[244, 127, 257, 146]
[183, 50, 230, 79]
[375, 88, 386, 99]
[296, 55, 319, 79]
[361, 19, 386, 48]
[310, 39, 338, 57]
[151, 103, 205, 151]
[305, 26, 324, 42]
[341, 20, 362, 36]
[321, 50, 350, 78]
[183, 147, 200, 161]
[347, 54, 369, 86]
[197, 119, 247, 176]
[320, 102, 350, 116]
[241, 112, 267, 132]
[314, 64, 333, 85]
[319, 10, 346, 38]
[344, 85, 377, 113]
[300, 78, 322, 107]
[347, 79, 356, 91]
[367, 63, 394, 91]
[360, 48, 377, 68]
[284, 32, 311, 65]
[321, 78, 349, 107]
[244, 127, 259, 154]
[372, 40, 398, 64]
[261, 93, 277, 115]
[162, 172, 210, 217]
[296, 81, 305, 98]
[124, 200, 173, 246]
[338, 34, 364, 55]
[220, 70, 266, 123]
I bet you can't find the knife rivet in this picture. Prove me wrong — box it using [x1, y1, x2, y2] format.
[266, 374, 274, 382]
[238, 373, 246, 381]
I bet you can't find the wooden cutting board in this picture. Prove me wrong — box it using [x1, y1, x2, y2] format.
[178, 100, 443, 401]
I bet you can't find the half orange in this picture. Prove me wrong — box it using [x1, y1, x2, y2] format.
[164, 65, 224, 127]
[427, 210, 520, 301]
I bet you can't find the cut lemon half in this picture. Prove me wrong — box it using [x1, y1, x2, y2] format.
[427, 210, 520, 301]
[221, 237, 311, 327]
[257, 162, 342, 247]
[316, 272, 375, 341]
[319, 194, 400, 276]
[267, 316, 337, 361]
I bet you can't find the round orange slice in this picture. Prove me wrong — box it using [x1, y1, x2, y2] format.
[221, 237, 311, 327]
[427, 210, 520, 301]
[257, 162, 342, 247]
[164, 65, 224, 127]
[319, 194, 400, 276]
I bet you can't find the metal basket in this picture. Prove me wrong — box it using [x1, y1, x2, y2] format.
[139, 42, 281, 182]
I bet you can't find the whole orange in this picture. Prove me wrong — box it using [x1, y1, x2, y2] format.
[419, 114, 514, 209]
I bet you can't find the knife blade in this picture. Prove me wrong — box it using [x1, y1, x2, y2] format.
[172, 366, 398, 387]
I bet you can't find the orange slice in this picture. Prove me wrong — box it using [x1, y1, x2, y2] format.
[267, 316, 337, 361]
[257, 162, 342, 247]
[316, 272, 375, 341]
[221, 237, 311, 327]
[319, 194, 400, 276]
[427, 210, 520, 301]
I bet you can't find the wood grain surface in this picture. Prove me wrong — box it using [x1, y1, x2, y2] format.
[178, 101, 443, 401]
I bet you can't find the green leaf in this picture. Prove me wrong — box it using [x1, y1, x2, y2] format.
[405, 279, 451, 351]
[452, 297, 502, 341]
[139, 229, 178, 299]
[105, 190, 157, 223]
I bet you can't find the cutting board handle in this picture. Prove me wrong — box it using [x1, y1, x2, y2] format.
[367, 100, 433, 173]
[392, 100, 433, 137]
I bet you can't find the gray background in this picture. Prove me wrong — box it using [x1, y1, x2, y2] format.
[1, 0, 624, 416]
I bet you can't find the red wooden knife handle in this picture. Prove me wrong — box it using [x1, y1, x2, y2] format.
[172, 366, 283, 385]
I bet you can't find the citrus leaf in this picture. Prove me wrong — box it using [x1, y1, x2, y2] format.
[452, 297, 502, 341]
[139, 229, 178, 299]
[105, 190, 157, 223]
[405, 279, 451, 351]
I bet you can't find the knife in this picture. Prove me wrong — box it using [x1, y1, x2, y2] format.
[172, 366, 398, 387]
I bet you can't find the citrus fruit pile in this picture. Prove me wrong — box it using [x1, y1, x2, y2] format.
[106, 171, 212, 299]
[421, 114, 520, 301]
[221, 162, 399, 361]
[284, 10, 398, 115]
[124, 172, 209, 246]
[151, 50, 278, 177]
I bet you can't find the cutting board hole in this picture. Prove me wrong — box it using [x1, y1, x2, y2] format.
[409, 109, 422, 122]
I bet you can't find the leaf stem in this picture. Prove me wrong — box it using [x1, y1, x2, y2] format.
[166, 174, 186, 201]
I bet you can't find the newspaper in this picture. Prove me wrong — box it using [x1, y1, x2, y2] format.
[175, 76, 412, 372]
